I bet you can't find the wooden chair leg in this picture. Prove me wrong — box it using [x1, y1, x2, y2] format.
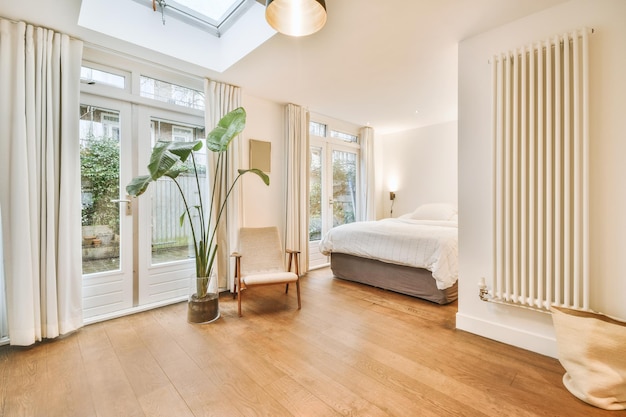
[237, 285, 242, 317]
[296, 279, 301, 310]
[285, 283, 289, 294]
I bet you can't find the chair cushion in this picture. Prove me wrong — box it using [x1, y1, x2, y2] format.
[243, 271, 298, 286]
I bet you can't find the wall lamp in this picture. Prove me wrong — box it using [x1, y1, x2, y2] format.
[389, 191, 396, 217]
[265, 0, 327, 37]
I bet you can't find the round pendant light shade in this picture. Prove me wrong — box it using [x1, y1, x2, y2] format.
[265, 0, 327, 37]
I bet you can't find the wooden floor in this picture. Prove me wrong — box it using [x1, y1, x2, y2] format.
[0, 268, 614, 417]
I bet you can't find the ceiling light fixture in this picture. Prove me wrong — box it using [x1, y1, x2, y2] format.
[265, 0, 327, 37]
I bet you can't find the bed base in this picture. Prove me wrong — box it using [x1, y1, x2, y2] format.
[330, 253, 457, 305]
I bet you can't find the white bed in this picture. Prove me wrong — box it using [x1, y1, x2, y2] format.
[319, 203, 459, 304]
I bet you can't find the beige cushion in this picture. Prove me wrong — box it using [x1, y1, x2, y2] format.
[551, 306, 626, 410]
[243, 271, 298, 286]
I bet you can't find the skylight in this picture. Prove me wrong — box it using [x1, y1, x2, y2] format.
[149, 0, 254, 36]
[78, 0, 276, 73]
[175, 0, 244, 23]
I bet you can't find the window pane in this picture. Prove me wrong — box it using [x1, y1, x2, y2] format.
[330, 130, 358, 143]
[140, 76, 205, 110]
[81, 66, 125, 89]
[332, 150, 357, 227]
[309, 146, 323, 241]
[309, 121, 327, 137]
[150, 120, 206, 264]
[80, 105, 121, 274]
[174, 0, 244, 22]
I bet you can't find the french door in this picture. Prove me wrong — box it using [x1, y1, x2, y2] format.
[309, 140, 359, 269]
[80, 95, 204, 320]
[80, 95, 133, 318]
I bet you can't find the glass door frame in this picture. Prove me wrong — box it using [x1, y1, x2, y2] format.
[135, 105, 206, 306]
[80, 93, 134, 321]
[309, 135, 360, 269]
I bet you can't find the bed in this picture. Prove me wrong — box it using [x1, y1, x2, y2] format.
[319, 203, 458, 304]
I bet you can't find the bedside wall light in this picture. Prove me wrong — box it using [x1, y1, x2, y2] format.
[389, 191, 396, 201]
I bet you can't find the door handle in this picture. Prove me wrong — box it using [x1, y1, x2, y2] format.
[111, 197, 132, 216]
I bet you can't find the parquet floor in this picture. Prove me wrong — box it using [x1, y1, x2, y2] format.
[0, 268, 614, 416]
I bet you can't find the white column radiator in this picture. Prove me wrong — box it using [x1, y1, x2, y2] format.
[488, 28, 592, 312]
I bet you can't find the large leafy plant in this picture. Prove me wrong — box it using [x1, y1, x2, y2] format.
[126, 107, 269, 298]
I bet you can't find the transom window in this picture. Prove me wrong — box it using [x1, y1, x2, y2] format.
[139, 76, 205, 110]
[80, 66, 125, 89]
[330, 130, 358, 144]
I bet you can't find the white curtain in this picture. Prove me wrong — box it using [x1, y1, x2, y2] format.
[0, 19, 83, 346]
[285, 104, 310, 274]
[358, 126, 376, 221]
[0, 205, 7, 341]
[204, 79, 241, 292]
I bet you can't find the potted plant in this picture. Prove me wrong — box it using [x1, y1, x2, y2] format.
[126, 107, 269, 323]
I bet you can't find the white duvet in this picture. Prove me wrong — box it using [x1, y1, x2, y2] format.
[319, 218, 458, 290]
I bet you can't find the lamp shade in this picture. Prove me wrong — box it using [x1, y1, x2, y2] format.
[265, 0, 327, 37]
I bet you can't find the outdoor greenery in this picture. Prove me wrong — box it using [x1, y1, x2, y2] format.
[80, 134, 120, 234]
[308, 153, 356, 241]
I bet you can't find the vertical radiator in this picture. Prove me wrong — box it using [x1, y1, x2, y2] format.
[489, 28, 591, 312]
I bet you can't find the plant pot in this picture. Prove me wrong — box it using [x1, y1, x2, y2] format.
[187, 275, 220, 324]
[187, 292, 220, 324]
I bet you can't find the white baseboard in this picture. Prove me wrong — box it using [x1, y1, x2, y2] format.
[456, 312, 558, 359]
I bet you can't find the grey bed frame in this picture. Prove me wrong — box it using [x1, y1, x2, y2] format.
[330, 252, 458, 305]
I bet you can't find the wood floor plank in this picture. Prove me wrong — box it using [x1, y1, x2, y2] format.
[0, 267, 617, 417]
[263, 374, 343, 417]
[44, 335, 97, 417]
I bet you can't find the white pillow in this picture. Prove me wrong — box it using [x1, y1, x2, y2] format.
[410, 203, 457, 221]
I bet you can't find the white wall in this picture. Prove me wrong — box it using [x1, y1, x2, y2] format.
[380, 121, 458, 218]
[240, 94, 286, 231]
[457, 0, 626, 358]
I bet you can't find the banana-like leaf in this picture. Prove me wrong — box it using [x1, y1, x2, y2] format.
[148, 140, 202, 178]
[168, 140, 203, 159]
[238, 168, 270, 185]
[126, 175, 152, 197]
[206, 107, 246, 153]
[164, 166, 188, 180]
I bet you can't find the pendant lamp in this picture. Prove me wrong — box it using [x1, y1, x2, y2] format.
[265, 0, 327, 37]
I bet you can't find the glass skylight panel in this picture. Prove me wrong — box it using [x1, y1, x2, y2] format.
[173, 0, 244, 24]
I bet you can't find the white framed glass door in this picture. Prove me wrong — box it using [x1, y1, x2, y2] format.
[309, 139, 359, 269]
[80, 97, 206, 319]
[80, 95, 133, 319]
[136, 106, 206, 306]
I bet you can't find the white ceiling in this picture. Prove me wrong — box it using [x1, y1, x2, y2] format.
[0, 0, 568, 134]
